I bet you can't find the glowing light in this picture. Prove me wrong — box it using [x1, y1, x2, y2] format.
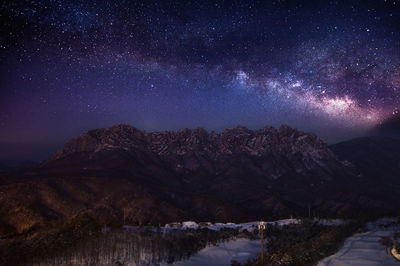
[322, 96, 354, 115]
[291, 81, 302, 88]
[236, 70, 249, 84]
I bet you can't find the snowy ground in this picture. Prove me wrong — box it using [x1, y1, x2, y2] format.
[122, 218, 353, 265]
[318, 218, 400, 266]
[124, 217, 350, 233]
[162, 218, 300, 232]
[158, 219, 299, 265]
[314, 218, 347, 226]
[167, 218, 348, 266]
[164, 238, 261, 266]
[123, 218, 301, 233]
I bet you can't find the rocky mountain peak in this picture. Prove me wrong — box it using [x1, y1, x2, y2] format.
[45, 124, 334, 165]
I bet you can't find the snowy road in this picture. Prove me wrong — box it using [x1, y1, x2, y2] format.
[317, 230, 399, 266]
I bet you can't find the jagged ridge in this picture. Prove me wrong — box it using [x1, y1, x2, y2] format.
[45, 124, 339, 176]
[48, 124, 329, 157]
[1, 125, 399, 237]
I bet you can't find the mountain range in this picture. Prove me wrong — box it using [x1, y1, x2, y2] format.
[371, 113, 400, 139]
[0, 124, 399, 238]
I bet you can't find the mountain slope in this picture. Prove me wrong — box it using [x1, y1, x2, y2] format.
[330, 136, 400, 181]
[0, 125, 398, 237]
[370, 114, 400, 138]
[325, 136, 400, 219]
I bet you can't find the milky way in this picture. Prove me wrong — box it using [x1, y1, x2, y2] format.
[1, 0, 400, 161]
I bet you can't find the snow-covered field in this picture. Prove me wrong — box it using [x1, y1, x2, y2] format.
[163, 238, 261, 266]
[163, 218, 300, 232]
[164, 218, 350, 265]
[122, 218, 354, 265]
[165, 217, 399, 266]
[123, 218, 301, 234]
[314, 218, 347, 226]
[318, 218, 400, 266]
[124, 217, 351, 234]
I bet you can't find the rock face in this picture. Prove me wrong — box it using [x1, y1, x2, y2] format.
[44, 124, 340, 179]
[47, 124, 330, 159]
[0, 125, 399, 237]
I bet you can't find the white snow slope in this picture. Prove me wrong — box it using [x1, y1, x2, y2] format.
[163, 218, 300, 232]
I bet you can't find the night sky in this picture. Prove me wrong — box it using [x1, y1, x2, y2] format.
[1, 0, 400, 162]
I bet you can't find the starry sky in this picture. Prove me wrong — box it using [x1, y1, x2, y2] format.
[1, 0, 400, 162]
